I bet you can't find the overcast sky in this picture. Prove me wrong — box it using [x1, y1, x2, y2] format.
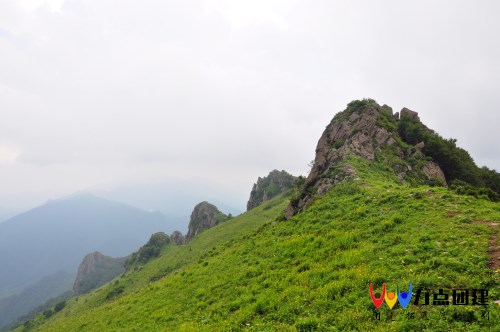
[1, 0, 499, 214]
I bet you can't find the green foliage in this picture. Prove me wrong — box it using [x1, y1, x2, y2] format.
[0, 271, 74, 329]
[479, 166, 500, 195]
[346, 98, 378, 113]
[42, 309, 53, 319]
[288, 175, 306, 207]
[125, 232, 170, 268]
[22, 160, 500, 331]
[105, 285, 124, 301]
[397, 114, 500, 200]
[248, 170, 296, 209]
[332, 99, 379, 123]
[451, 180, 499, 201]
[330, 181, 362, 196]
[376, 107, 398, 132]
[53, 301, 65, 313]
[5, 291, 72, 331]
[397, 113, 426, 145]
[332, 140, 344, 149]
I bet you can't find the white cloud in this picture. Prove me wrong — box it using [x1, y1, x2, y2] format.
[205, 0, 289, 30]
[0, 0, 500, 213]
[18, 0, 65, 12]
[0, 146, 20, 163]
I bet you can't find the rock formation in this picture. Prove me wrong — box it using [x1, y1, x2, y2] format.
[186, 202, 227, 240]
[285, 99, 447, 218]
[73, 252, 125, 295]
[422, 161, 446, 184]
[247, 170, 296, 211]
[400, 107, 419, 119]
[170, 230, 186, 245]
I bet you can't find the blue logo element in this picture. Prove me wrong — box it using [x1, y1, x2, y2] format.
[397, 283, 413, 309]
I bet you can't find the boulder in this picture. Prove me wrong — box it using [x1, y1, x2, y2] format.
[400, 107, 419, 119]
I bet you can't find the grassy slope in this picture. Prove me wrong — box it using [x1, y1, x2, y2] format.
[23, 158, 500, 331]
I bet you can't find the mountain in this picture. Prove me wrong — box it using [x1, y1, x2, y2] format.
[246, 170, 296, 211]
[0, 271, 74, 328]
[186, 201, 229, 240]
[17, 100, 500, 331]
[0, 193, 170, 327]
[286, 99, 499, 218]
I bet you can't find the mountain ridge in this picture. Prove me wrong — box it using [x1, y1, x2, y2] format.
[15, 99, 500, 331]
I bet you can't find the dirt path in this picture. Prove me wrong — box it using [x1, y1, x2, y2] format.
[473, 221, 500, 271]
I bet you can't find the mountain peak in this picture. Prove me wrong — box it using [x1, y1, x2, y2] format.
[286, 99, 446, 218]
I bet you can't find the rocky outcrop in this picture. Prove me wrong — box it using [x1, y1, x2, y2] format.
[285, 100, 448, 219]
[305, 102, 398, 192]
[422, 161, 447, 185]
[400, 107, 419, 119]
[186, 202, 227, 240]
[170, 230, 186, 245]
[73, 252, 125, 295]
[247, 170, 296, 211]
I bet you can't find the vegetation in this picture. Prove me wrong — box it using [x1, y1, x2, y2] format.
[397, 114, 500, 200]
[247, 170, 296, 210]
[332, 98, 379, 123]
[0, 271, 74, 330]
[125, 232, 171, 268]
[18, 156, 500, 331]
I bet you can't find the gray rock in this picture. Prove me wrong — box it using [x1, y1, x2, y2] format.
[400, 107, 419, 119]
[422, 161, 447, 185]
[73, 252, 125, 295]
[186, 202, 227, 240]
[170, 230, 186, 245]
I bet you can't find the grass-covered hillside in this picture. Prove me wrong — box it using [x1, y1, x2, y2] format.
[19, 156, 500, 331]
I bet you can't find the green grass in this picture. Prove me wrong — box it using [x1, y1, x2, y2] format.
[20, 159, 500, 331]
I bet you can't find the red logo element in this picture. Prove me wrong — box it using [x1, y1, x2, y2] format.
[370, 283, 386, 309]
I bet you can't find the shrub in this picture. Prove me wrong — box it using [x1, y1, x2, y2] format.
[106, 285, 125, 300]
[54, 301, 66, 312]
[126, 232, 171, 268]
[42, 309, 53, 319]
[397, 114, 499, 200]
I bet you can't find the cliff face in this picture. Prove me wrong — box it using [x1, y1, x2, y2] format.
[73, 252, 125, 295]
[186, 202, 227, 240]
[247, 170, 296, 211]
[286, 99, 446, 218]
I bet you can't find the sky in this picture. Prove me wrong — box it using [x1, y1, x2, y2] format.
[1, 0, 500, 218]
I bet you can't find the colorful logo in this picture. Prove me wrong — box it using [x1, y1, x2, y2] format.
[370, 283, 413, 309]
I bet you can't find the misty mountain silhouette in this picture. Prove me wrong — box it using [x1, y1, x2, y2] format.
[0, 193, 170, 301]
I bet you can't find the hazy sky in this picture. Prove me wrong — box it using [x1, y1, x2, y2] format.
[1, 0, 499, 213]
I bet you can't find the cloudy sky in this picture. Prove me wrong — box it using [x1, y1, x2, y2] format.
[1, 0, 499, 215]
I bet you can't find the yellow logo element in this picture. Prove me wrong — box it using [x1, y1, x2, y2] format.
[385, 290, 398, 309]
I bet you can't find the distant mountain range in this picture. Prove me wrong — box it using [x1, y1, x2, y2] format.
[0, 271, 74, 328]
[0, 193, 172, 327]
